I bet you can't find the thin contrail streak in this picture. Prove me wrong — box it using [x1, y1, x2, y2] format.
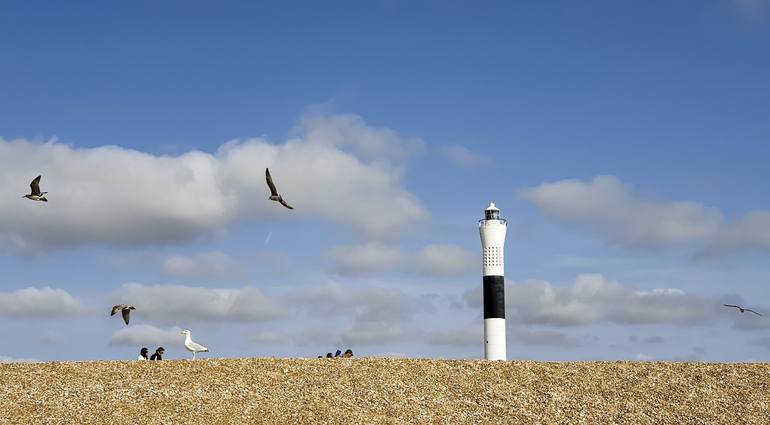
[264, 231, 272, 245]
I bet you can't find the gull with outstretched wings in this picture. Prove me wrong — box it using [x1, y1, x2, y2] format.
[265, 168, 294, 210]
[23, 175, 48, 202]
[111, 304, 136, 325]
[723, 304, 762, 316]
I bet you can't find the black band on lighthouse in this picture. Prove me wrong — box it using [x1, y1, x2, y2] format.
[483, 275, 505, 319]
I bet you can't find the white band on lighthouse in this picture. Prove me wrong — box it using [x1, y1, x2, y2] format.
[484, 318, 506, 360]
[479, 202, 507, 361]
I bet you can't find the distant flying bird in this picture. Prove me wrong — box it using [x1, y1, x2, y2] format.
[23, 175, 48, 202]
[110, 304, 136, 325]
[265, 168, 294, 210]
[182, 329, 209, 360]
[723, 304, 762, 316]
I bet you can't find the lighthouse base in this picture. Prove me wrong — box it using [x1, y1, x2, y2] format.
[484, 318, 506, 360]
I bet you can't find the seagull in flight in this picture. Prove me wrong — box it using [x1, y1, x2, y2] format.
[23, 175, 48, 202]
[111, 304, 136, 325]
[265, 168, 293, 210]
[723, 304, 762, 316]
[182, 330, 209, 360]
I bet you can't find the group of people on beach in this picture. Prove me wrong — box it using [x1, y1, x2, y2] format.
[137, 347, 165, 360]
[320, 349, 354, 358]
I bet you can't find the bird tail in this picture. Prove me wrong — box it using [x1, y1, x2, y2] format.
[41, 197, 48, 202]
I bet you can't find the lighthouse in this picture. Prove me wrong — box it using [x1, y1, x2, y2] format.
[479, 202, 507, 360]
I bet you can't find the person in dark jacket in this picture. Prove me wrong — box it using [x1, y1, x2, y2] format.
[343, 349, 353, 358]
[150, 347, 165, 360]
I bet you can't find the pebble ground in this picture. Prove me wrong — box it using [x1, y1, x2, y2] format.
[1, 358, 768, 424]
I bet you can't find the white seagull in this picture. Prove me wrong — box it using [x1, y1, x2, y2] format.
[181, 329, 209, 360]
[23, 175, 48, 202]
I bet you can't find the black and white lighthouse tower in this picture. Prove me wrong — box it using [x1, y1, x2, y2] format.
[479, 202, 507, 360]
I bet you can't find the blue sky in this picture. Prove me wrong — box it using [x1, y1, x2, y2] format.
[1, 1, 769, 362]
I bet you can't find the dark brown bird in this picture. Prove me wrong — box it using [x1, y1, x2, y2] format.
[265, 168, 293, 209]
[23, 175, 48, 202]
[111, 304, 136, 325]
[723, 304, 762, 316]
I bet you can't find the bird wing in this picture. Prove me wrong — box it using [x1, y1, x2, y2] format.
[279, 198, 294, 210]
[746, 309, 763, 316]
[30, 175, 42, 196]
[265, 168, 279, 196]
[723, 304, 740, 309]
[121, 308, 131, 325]
[110, 305, 123, 316]
[187, 341, 208, 352]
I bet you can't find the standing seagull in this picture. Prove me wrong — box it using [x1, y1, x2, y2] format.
[181, 330, 209, 360]
[23, 175, 48, 202]
[723, 304, 762, 316]
[110, 304, 136, 325]
[265, 168, 294, 209]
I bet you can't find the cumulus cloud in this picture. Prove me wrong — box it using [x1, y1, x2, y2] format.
[161, 251, 243, 280]
[464, 274, 720, 327]
[109, 324, 184, 347]
[326, 243, 476, 277]
[251, 330, 291, 345]
[732, 310, 770, 330]
[293, 281, 414, 321]
[703, 211, 770, 256]
[326, 243, 405, 275]
[293, 114, 425, 164]
[341, 322, 409, 346]
[0, 287, 81, 318]
[519, 175, 770, 256]
[629, 335, 665, 345]
[0, 355, 40, 363]
[518, 175, 722, 248]
[429, 324, 579, 348]
[441, 145, 490, 168]
[115, 283, 284, 323]
[413, 244, 476, 277]
[294, 281, 420, 346]
[0, 113, 427, 253]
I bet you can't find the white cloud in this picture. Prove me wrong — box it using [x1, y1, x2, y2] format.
[518, 175, 722, 248]
[161, 251, 243, 280]
[509, 326, 581, 348]
[0, 287, 81, 318]
[0, 113, 427, 252]
[251, 330, 291, 345]
[464, 274, 719, 327]
[0, 355, 40, 363]
[413, 244, 476, 277]
[293, 281, 414, 321]
[429, 324, 579, 348]
[294, 281, 419, 346]
[326, 243, 405, 275]
[441, 145, 490, 168]
[326, 243, 476, 277]
[429, 326, 481, 346]
[109, 324, 184, 347]
[703, 211, 770, 256]
[341, 321, 409, 346]
[115, 283, 284, 323]
[293, 114, 425, 164]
